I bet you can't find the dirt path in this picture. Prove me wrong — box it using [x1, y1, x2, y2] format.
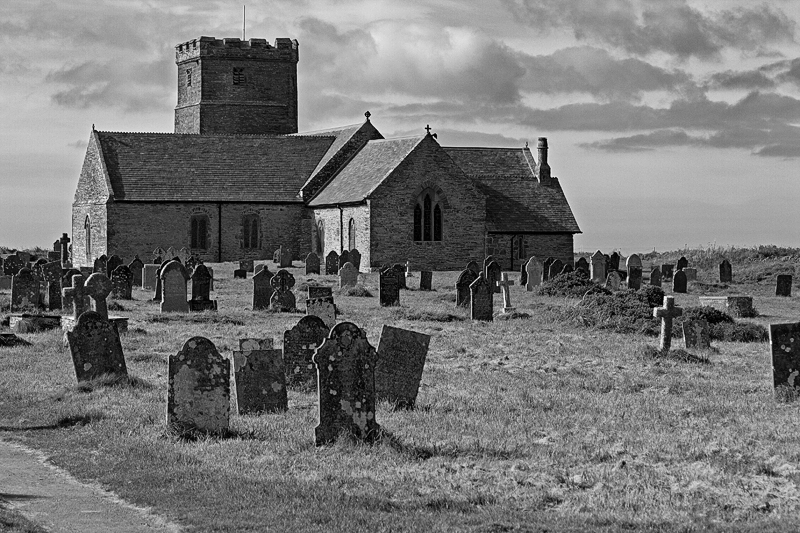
[0, 438, 182, 533]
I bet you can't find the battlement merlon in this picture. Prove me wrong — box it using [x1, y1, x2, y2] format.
[175, 36, 299, 64]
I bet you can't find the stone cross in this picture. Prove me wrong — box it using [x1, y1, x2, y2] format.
[59, 233, 71, 264]
[85, 272, 112, 319]
[497, 273, 515, 313]
[653, 296, 683, 352]
[63, 274, 88, 319]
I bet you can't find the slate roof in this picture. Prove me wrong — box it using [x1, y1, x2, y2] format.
[307, 136, 425, 206]
[445, 147, 580, 234]
[292, 123, 365, 179]
[95, 132, 335, 202]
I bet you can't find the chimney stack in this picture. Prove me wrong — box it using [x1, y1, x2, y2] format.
[537, 137, 551, 181]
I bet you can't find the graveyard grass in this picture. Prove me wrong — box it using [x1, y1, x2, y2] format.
[3, 249, 800, 531]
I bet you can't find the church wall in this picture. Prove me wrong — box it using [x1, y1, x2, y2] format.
[368, 137, 485, 271]
[71, 203, 107, 268]
[312, 205, 371, 272]
[486, 233, 574, 271]
[220, 203, 308, 262]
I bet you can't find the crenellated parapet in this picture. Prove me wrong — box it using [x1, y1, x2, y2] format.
[175, 36, 299, 64]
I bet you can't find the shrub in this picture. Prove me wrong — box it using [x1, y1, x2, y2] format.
[638, 285, 665, 308]
[536, 271, 607, 298]
[711, 322, 768, 343]
[680, 306, 734, 325]
[577, 289, 659, 336]
[339, 284, 373, 297]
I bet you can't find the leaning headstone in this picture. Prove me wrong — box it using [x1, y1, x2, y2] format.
[160, 260, 189, 313]
[232, 344, 287, 414]
[575, 257, 590, 277]
[653, 296, 683, 352]
[252, 268, 274, 310]
[10, 268, 40, 312]
[142, 264, 159, 290]
[189, 264, 217, 311]
[284, 315, 329, 387]
[719, 260, 732, 283]
[349, 249, 362, 271]
[590, 251, 605, 283]
[306, 297, 336, 329]
[129, 256, 144, 287]
[626, 254, 643, 290]
[279, 248, 293, 268]
[110, 265, 133, 300]
[548, 259, 564, 280]
[650, 267, 662, 287]
[672, 270, 687, 294]
[338, 262, 358, 289]
[167, 337, 230, 435]
[85, 272, 112, 319]
[777, 275, 793, 297]
[486, 260, 501, 294]
[455, 269, 478, 307]
[661, 264, 675, 282]
[419, 271, 432, 291]
[542, 257, 554, 282]
[525, 257, 542, 291]
[676, 256, 688, 271]
[269, 269, 296, 312]
[683, 319, 711, 350]
[325, 251, 339, 275]
[375, 325, 431, 409]
[470, 275, 493, 321]
[466, 261, 480, 276]
[239, 259, 255, 273]
[67, 311, 127, 383]
[605, 271, 621, 290]
[41, 261, 63, 310]
[379, 267, 400, 307]
[313, 322, 380, 445]
[93, 255, 107, 274]
[106, 255, 123, 277]
[305, 252, 320, 275]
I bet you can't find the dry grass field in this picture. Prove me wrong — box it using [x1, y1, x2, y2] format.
[2, 247, 800, 532]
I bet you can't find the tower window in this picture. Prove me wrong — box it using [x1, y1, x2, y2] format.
[233, 67, 245, 85]
[186, 69, 192, 86]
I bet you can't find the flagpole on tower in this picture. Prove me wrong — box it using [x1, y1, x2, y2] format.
[243, 5, 246, 41]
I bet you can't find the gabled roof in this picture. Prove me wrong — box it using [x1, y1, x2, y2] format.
[307, 136, 425, 206]
[292, 123, 365, 178]
[444, 147, 536, 177]
[95, 131, 335, 202]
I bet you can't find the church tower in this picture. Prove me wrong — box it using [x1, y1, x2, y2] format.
[174, 36, 299, 135]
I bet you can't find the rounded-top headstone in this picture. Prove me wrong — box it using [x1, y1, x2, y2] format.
[85, 272, 112, 299]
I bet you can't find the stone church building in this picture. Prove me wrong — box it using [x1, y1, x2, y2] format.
[72, 35, 580, 271]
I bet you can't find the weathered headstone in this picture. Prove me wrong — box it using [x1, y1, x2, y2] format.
[349, 249, 362, 271]
[232, 345, 287, 414]
[676, 256, 688, 271]
[683, 319, 711, 350]
[672, 270, 687, 294]
[308, 286, 333, 299]
[561, 263, 573, 275]
[189, 264, 217, 311]
[252, 268, 274, 310]
[609, 252, 621, 271]
[483, 255, 495, 278]
[106, 255, 123, 277]
[62, 274, 89, 318]
[777, 275, 793, 297]
[419, 271, 432, 291]
[313, 322, 380, 445]
[17, 251, 31, 265]
[575, 257, 589, 277]
[338, 262, 358, 289]
[525, 257, 542, 291]
[391, 263, 407, 290]
[284, 315, 329, 387]
[654, 296, 683, 352]
[166, 247, 178, 261]
[269, 269, 296, 312]
[142, 264, 159, 290]
[0, 275, 12, 290]
[374, 325, 431, 409]
[486, 260, 501, 294]
[41, 261, 63, 310]
[178, 247, 190, 264]
[498, 273, 515, 313]
[379, 267, 400, 307]
[85, 272, 112, 319]
[768, 322, 800, 399]
[542, 257, 554, 282]
[455, 269, 478, 307]
[233, 269, 247, 279]
[160, 260, 189, 313]
[167, 337, 230, 435]
[470, 274, 493, 321]
[3, 254, 24, 276]
[548, 259, 564, 280]
[59, 233, 71, 265]
[339, 250, 351, 269]
[67, 311, 127, 382]
[590, 251, 605, 283]
[306, 297, 336, 329]
[279, 248, 293, 268]
[129, 256, 144, 287]
[325, 251, 339, 275]
[239, 259, 255, 273]
[93, 255, 107, 274]
[626, 254, 643, 290]
[719, 260, 732, 283]
[661, 264, 675, 282]
[519, 261, 528, 287]
[466, 261, 480, 276]
[650, 266, 662, 287]
[153, 247, 166, 264]
[185, 254, 199, 272]
[305, 252, 320, 275]
[110, 265, 133, 300]
[273, 247, 282, 263]
[10, 268, 40, 312]
[605, 271, 621, 290]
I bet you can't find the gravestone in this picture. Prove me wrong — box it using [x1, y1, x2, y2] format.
[306, 297, 336, 329]
[166, 247, 178, 261]
[254, 263, 265, 275]
[560, 264, 573, 275]
[498, 273, 515, 313]
[684, 268, 697, 282]
[284, 315, 329, 387]
[142, 264, 159, 290]
[698, 296, 754, 318]
[486, 260, 501, 294]
[349, 249, 362, 271]
[305, 252, 320, 275]
[233, 345, 287, 414]
[160, 260, 189, 313]
[609, 252, 621, 271]
[525, 257, 542, 291]
[59, 233, 71, 265]
[676, 256, 688, 271]
[575, 257, 589, 277]
[17, 251, 31, 265]
[392, 264, 407, 290]
[106, 255, 123, 277]
[269, 269, 296, 312]
[67, 311, 127, 383]
[683, 319, 711, 350]
[62, 274, 89, 319]
[10, 268, 40, 312]
[374, 325, 431, 409]
[590, 251, 605, 283]
[93, 255, 107, 274]
[661, 264, 675, 282]
[185, 254, 199, 272]
[379, 268, 400, 306]
[339, 250, 351, 269]
[41, 261, 63, 310]
[719, 260, 732, 283]
[279, 248, 293, 268]
[189, 264, 217, 311]
[0, 275, 10, 290]
[483, 256, 495, 278]
[768, 322, 800, 399]
[325, 251, 339, 275]
[542, 257, 554, 282]
[239, 259, 255, 273]
[419, 271, 432, 291]
[466, 261, 480, 276]
[455, 269, 478, 307]
[338, 262, 358, 289]
[470, 275, 493, 321]
[3, 254, 24, 276]
[519, 262, 528, 287]
[178, 247, 190, 264]
[167, 337, 230, 435]
[273, 247, 282, 263]
[672, 270, 687, 294]
[308, 286, 333, 299]
[110, 265, 133, 300]
[626, 254, 643, 290]
[548, 259, 564, 280]
[233, 269, 247, 279]
[313, 322, 380, 445]
[605, 271, 621, 290]
[252, 268, 274, 310]
[85, 273, 112, 319]
[153, 247, 166, 264]
[650, 267, 662, 287]
[653, 296, 683, 352]
[777, 275, 793, 297]
[128, 256, 144, 287]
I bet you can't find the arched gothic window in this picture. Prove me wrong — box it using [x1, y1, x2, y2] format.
[315, 220, 325, 255]
[84, 215, 92, 264]
[190, 214, 209, 250]
[413, 190, 443, 242]
[348, 218, 356, 251]
[514, 235, 526, 260]
[242, 214, 259, 249]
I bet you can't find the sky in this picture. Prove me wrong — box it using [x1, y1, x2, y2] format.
[2, 0, 800, 255]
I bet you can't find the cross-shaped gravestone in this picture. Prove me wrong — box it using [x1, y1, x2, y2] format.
[497, 273, 515, 313]
[59, 233, 70, 265]
[653, 296, 683, 352]
[63, 274, 88, 319]
[85, 273, 112, 319]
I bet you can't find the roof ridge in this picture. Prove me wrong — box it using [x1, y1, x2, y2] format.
[293, 122, 363, 135]
[97, 131, 336, 140]
[443, 146, 526, 150]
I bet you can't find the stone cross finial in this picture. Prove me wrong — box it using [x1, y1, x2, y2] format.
[653, 295, 683, 352]
[364, 110, 371, 121]
[498, 273, 515, 313]
[85, 272, 112, 319]
[63, 274, 88, 319]
[425, 124, 431, 134]
[59, 233, 70, 264]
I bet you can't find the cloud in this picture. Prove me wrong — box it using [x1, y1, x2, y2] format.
[501, 0, 795, 59]
[68, 139, 88, 149]
[708, 70, 776, 90]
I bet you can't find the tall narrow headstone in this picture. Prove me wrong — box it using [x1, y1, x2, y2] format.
[10, 268, 40, 312]
[486, 260, 501, 294]
[626, 254, 643, 290]
[339, 250, 351, 269]
[284, 315, 329, 387]
[142, 264, 159, 290]
[483, 256, 495, 278]
[419, 271, 432, 291]
[375, 325, 431, 409]
[542, 257, 555, 282]
[160, 260, 189, 313]
[325, 251, 339, 275]
[777, 275, 793, 297]
[305, 252, 320, 275]
[269, 269, 296, 312]
[391, 264, 407, 290]
[167, 337, 230, 435]
[609, 252, 621, 271]
[649, 266, 662, 287]
[67, 311, 127, 382]
[279, 248, 293, 268]
[769, 322, 800, 399]
[313, 322, 380, 445]
[519, 262, 528, 287]
[41, 261, 63, 310]
[379, 268, 400, 306]
[672, 270, 687, 294]
[110, 265, 133, 300]
[455, 269, 478, 307]
[338, 262, 358, 289]
[470, 275, 493, 321]
[129, 256, 144, 287]
[719, 260, 732, 283]
[189, 264, 217, 311]
[349, 249, 362, 271]
[525, 257, 542, 291]
[233, 345, 287, 414]
[252, 268, 274, 310]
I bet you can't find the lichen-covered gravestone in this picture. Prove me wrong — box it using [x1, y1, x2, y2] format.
[590, 251, 605, 283]
[233, 343, 287, 414]
[349, 249, 362, 271]
[768, 322, 800, 400]
[306, 297, 336, 329]
[269, 269, 296, 312]
[419, 271, 432, 291]
[111, 265, 133, 300]
[189, 264, 217, 311]
[325, 251, 339, 275]
[374, 325, 431, 409]
[305, 252, 320, 275]
[719, 259, 732, 283]
[776, 275, 793, 297]
[252, 268, 274, 310]
[455, 269, 478, 307]
[129, 256, 144, 287]
[379, 267, 400, 307]
[683, 319, 711, 350]
[672, 270, 687, 294]
[167, 336, 230, 435]
[3, 254, 24, 276]
[67, 311, 127, 383]
[650, 267, 662, 287]
[160, 260, 189, 313]
[525, 257, 542, 291]
[41, 261, 63, 310]
[283, 315, 329, 387]
[486, 260, 501, 294]
[10, 268, 40, 312]
[470, 274, 493, 321]
[313, 322, 380, 445]
[605, 271, 621, 290]
[338, 262, 358, 289]
[626, 254, 643, 290]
